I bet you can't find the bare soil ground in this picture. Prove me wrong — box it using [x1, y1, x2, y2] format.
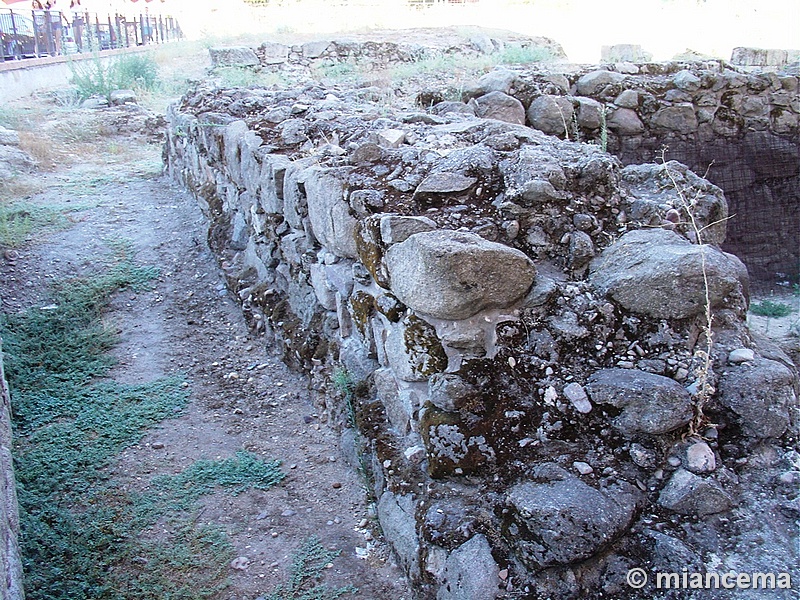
[1, 108, 409, 600]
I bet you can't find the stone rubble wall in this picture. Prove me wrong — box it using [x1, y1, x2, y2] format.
[209, 34, 567, 73]
[165, 80, 799, 599]
[209, 40, 799, 280]
[0, 341, 25, 600]
[442, 61, 799, 280]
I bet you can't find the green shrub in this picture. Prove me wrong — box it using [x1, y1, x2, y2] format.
[115, 53, 160, 90]
[70, 53, 160, 100]
[750, 300, 793, 318]
[498, 44, 555, 65]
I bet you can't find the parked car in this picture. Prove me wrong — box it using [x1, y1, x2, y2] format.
[0, 11, 37, 60]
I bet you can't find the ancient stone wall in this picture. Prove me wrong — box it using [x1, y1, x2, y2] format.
[208, 34, 567, 73]
[1, 341, 24, 600]
[166, 81, 799, 599]
[445, 61, 799, 281]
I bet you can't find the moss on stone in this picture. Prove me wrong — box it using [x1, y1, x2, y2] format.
[375, 293, 405, 323]
[349, 291, 375, 337]
[420, 406, 496, 478]
[354, 215, 390, 288]
[403, 314, 448, 378]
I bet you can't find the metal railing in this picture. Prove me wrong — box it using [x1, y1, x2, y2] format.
[0, 7, 182, 62]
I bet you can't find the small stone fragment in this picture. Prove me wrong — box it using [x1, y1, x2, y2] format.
[658, 468, 732, 516]
[404, 445, 427, 464]
[377, 129, 406, 148]
[728, 348, 755, 364]
[563, 382, 592, 413]
[685, 441, 716, 474]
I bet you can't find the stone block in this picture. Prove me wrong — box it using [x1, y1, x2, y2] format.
[588, 229, 748, 320]
[585, 368, 694, 436]
[718, 358, 795, 438]
[471, 91, 526, 125]
[658, 468, 732, 516]
[209, 46, 259, 67]
[260, 41, 289, 64]
[436, 535, 499, 600]
[304, 167, 359, 259]
[506, 464, 640, 568]
[526, 95, 574, 136]
[576, 69, 627, 96]
[385, 230, 536, 320]
[377, 491, 420, 577]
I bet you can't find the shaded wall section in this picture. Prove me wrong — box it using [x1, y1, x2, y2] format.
[617, 132, 799, 282]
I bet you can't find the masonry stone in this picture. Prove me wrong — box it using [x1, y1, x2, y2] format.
[526, 95, 574, 136]
[384, 230, 536, 320]
[589, 229, 748, 320]
[658, 468, 733, 516]
[260, 41, 290, 64]
[586, 368, 694, 436]
[717, 358, 795, 438]
[606, 107, 644, 134]
[436, 535, 499, 600]
[304, 167, 359, 259]
[470, 91, 526, 125]
[209, 46, 259, 67]
[576, 69, 627, 96]
[506, 464, 641, 568]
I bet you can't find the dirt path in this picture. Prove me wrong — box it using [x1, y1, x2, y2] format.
[1, 123, 409, 599]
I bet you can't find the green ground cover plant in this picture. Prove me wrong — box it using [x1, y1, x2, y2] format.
[0, 202, 68, 247]
[1, 241, 286, 599]
[265, 536, 356, 600]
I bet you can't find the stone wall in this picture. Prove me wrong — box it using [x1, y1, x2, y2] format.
[209, 40, 799, 280]
[208, 34, 567, 73]
[165, 81, 799, 599]
[1, 341, 24, 600]
[442, 61, 798, 281]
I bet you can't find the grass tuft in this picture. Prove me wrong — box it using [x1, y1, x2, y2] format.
[266, 536, 357, 600]
[213, 66, 291, 89]
[0, 201, 68, 247]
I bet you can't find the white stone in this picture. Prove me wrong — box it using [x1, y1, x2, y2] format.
[543, 386, 558, 404]
[573, 461, 593, 475]
[728, 348, 755, 364]
[563, 382, 592, 414]
[0, 125, 20, 146]
[377, 129, 406, 148]
[404, 445, 427, 464]
[685, 441, 716, 474]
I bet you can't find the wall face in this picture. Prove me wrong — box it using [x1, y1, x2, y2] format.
[1, 343, 24, 600]
[166, 79, 799, 599]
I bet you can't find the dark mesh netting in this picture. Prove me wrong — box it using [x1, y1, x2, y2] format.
[616, 131, 799, 283]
